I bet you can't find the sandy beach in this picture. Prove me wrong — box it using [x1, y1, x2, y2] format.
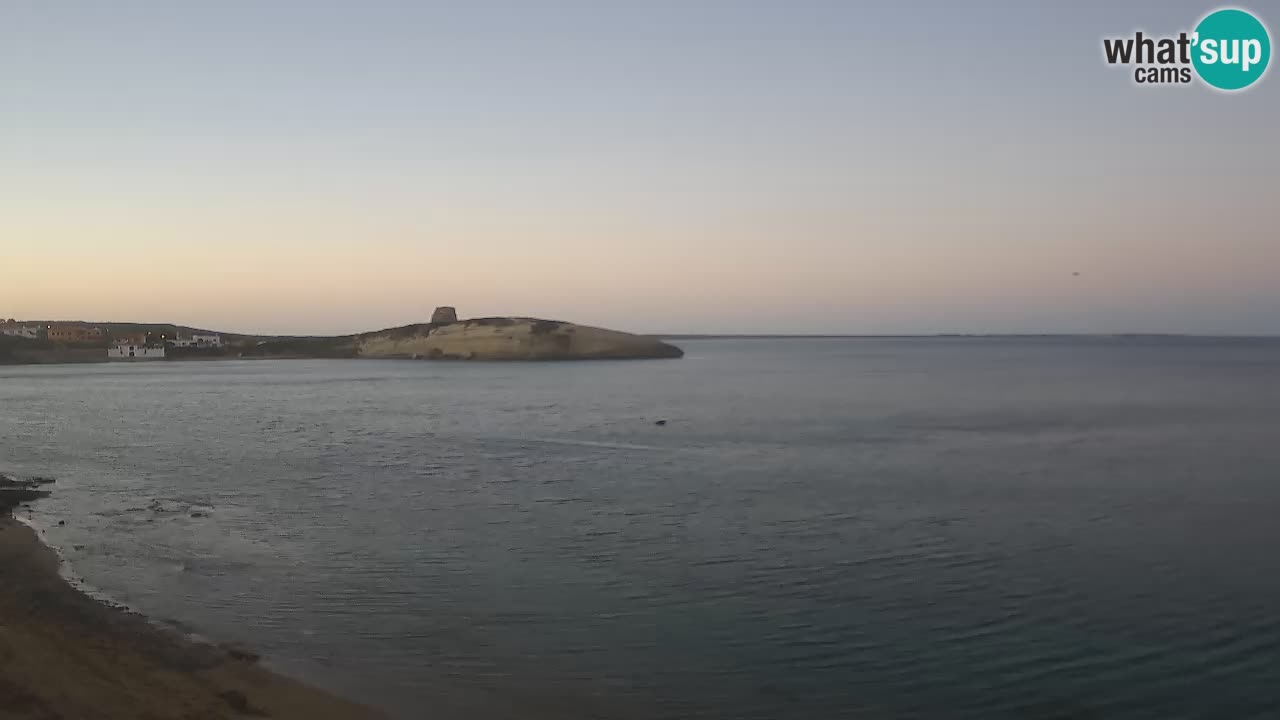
[0, 499, 383, 720]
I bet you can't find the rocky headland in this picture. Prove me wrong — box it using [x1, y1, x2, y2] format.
[355, 313, 684, 361]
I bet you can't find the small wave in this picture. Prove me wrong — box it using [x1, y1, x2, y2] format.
[503, 437, 665, 452]
[15, 514, 145, 618]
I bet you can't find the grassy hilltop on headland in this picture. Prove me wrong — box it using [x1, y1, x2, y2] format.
[247, 317, 683, 361]
[355, 317, 683, 360]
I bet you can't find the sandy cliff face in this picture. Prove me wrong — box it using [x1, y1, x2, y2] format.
[356, 318, 682, 361]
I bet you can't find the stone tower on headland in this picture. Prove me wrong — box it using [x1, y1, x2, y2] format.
[430, 306, 458, 324]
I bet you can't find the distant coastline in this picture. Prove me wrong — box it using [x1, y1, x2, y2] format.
[7, 319, 1276, 367]
[1, 309, 684, 365]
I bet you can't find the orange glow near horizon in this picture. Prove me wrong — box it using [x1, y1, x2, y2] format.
[4, 2, 1278, 335]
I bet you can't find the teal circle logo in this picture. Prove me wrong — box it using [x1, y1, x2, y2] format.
[1192, 8, 1271, 90]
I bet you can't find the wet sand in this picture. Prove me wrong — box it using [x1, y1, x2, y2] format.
[0, 512, 383, 719]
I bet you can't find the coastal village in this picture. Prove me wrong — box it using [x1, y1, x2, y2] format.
[1, 319, 222, 361]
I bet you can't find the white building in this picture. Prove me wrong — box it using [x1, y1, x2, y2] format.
[0, 324, 41, 340]
[108, 343, 166, 361]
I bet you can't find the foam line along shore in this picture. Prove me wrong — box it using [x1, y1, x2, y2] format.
[0, 472, 385, 720]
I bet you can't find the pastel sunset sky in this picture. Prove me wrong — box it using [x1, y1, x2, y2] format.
[3, 1, 1277, 335]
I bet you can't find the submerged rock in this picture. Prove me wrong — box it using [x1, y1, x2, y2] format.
[221, 643, 262, 663]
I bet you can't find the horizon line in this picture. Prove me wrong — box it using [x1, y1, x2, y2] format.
[6, 319, 1280, 341]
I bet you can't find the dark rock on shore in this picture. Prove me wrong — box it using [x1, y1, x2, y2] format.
[0, 474, 53, 513]
[219, 689, 264, 715]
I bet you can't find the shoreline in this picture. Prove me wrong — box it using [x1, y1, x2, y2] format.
[1, 485, 383, 719]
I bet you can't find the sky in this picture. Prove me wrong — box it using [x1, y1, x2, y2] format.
[3, 1, 1278, 335]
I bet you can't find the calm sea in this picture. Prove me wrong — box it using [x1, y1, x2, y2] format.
[3, 338, 1280, 719]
